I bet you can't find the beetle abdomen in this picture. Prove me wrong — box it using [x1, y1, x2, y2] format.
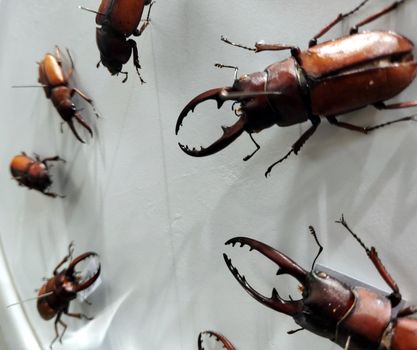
[107, 0, 145, 35]
[39, 55, 65, 87]
[37, 281, 57, 320]
[310, 61, 417, 116]
[300, 31, 414, 79]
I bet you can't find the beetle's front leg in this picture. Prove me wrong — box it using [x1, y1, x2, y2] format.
[265, 116, 320, 177]
[53, 243, 74, 275]
[42, 155, 66, 164]
[71, 88, 100, 118]
[64, 310, 94, 321]
[128, 39, 145, 84]
[243, 133, 260, 161]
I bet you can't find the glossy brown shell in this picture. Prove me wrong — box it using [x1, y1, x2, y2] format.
[38, 54, 65, 87]
[299, 31, 414, 78]
[10, 155, 33, 176]
[391, 317, 417, 350]
[96, 0, 145, 35]
[37, 278, 58, 320]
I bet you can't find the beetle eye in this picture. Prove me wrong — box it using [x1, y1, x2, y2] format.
[317, 271, 328, 278]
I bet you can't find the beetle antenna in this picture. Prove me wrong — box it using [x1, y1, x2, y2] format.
[7, 292, 54, 308]
[78, 6, 105, 16]
[214, 63, 239, 81]
[309, 226, 323, 270]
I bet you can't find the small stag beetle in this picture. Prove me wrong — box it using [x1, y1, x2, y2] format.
[37, 47, 98, 143]
[82, 0, 154, 83]
[176, 0, 417, 176]
[198, 331, 236, 350]
[37, 243, 100, 349]
[224, 216, 417, 350]
[10, 152, 65, 198]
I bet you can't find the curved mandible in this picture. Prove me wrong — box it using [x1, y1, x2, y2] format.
[176, 87, 248, 157]
[66, 252, 101, 292]
[198, 331, 236, 350]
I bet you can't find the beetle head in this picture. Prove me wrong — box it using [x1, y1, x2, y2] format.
[176, 72, 278, 158]
[198, 331, 236, 350]
[62, 252, 101, 294]
[224, 237, 355, 340]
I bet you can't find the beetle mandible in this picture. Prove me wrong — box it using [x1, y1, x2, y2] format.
[223, 216, 417, 350]
[176, 0, 417, 177]
[83, 0, 154, 83]
[38, 46, 98, 143]
[37, 243, 101, 349]
[198, 331, 236, 350]
[10, 152, 65, 198]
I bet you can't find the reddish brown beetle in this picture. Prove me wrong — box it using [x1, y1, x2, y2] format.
[224, 216, 417, 349]
[176, 0, 417, 177]
[37, 243, 100, 349]
[37, 46, 98, 143]
[198, 331, 236, 350]
[10, 152, 65, 198]
[85, 0, 154, 83]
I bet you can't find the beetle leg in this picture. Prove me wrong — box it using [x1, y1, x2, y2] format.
[135, 1, 154, 36]
[64, 48, 75, 80]
[397, 305, 417, 318]
[374, 101, 417, 110]
[128, 39, 145, 84]
[336, 215, 402, 307]
[54, 46, 63, 67]
[308, 0, 370, 47]
[42, 155, 66, 164]
[57, 319, 67, 344]
[71, 88, 100, 118]
[50, 311, 63, 349]
[243, 133, 260, 161]
[53, 244, 74, 275]
[350, 0, 406, 34]
[265, 117, 320, 177]
[64, 310, 94, 321]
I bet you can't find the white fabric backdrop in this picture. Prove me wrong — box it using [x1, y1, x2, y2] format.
[0, 0, 417, 349]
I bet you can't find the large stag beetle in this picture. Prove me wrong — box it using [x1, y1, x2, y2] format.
[10, 152, 65, 198]
[37, 243, 101, 348]
[81, 0, 154, 83]
[223, 216, 417, 349]
[176, 0, 417, 176]
[198, 331, 236, 350]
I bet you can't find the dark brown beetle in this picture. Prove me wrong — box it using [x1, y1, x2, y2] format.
[224, 216, 417, 350]
[176, 0, 417, 176]
[198, 331, 236, 350]
[88, 0, 154, 83]
[10, 152, 65, 198]
[37, 46, 98, 143]
[37, 243, 101, 349]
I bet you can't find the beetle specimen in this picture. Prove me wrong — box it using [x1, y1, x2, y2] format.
[198, 331, 236, 350]
[37, 47, 98, 143]
[10, 152, 65, 198]
[82, 0, 154, 83]
[176, 0, 417, 176]
[38, 243, 100, 349]
[223, 216, 417, 349]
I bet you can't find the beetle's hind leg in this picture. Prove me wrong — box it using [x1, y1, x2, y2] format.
[309, 0, 370, 47]
[335, 215, 402, 307]
[50, 312, 64, 349]
[350, 0, 406, 34]
[265, 116, 320, 177]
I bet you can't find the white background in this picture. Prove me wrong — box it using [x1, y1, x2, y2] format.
[0, 0, 417, 349]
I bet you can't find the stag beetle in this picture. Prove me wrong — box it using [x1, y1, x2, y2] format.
[37, 46, 98, 143]
[37, 242, 100, 349]
[10, 152, 65, 198]
[198, 331, 236, 350]
[81, 0, 154, 83]
[223, 216, 417, 350]
[176, 0, 417, 177]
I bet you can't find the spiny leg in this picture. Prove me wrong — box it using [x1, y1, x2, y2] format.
[129, 39, 145, 84]
[350, 0, 406, 34]
[50, 312, 63, 349]
[53, 243, 74, 275]
[327, 115, 416, 134]
[309, 0, 370, 47]
[335, 215, 401, 306]
[265, 116, 320, 177]
[243, 133, 260, 161]
[71, 88, 100, 117]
